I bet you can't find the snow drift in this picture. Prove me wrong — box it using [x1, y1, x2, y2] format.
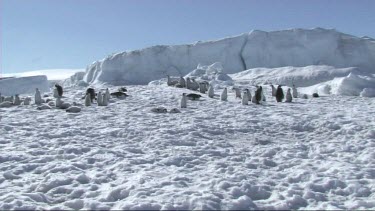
[83, 28, 375, 85]
[0, 75, 49, 96]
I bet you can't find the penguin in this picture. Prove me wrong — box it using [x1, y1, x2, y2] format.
[35, 88, 42, 105]
[97, 91, 103, 106]
[86, 88, 96, 102]
[208, 85, 214, 98]
[245, 88, 252, 102]
[48, 101, 55, 107]
[275, 85, 284, 102]
[242, 91, 249, 105]
[85, 94, 92, 106]
[252, 90, 258, 104]
[292, 84, 298, 98]
[151, 107, 168, 113]
[53, 88, 59, 98]
[55, 84, 63, 97]
[220, 88, 228, 101]
[102, 93, 108, 106]
[255, 86, 262, 104]
[60, 102, 71, 109]
[105, 88, 110, 102]
[285, 88, 293, 102]
[23, 97, 31, 105]
[118, 87, 127, 92]
[181, 93, 187, 108]
[186, 77, 192, 90]
[186, 93, 202, 100]
[260, 86, 266, 101]
[56, 97, 63, 108]
[232, 87, 242, 99]
[13, 94, 21, 105]
[37, 104, 52, 110]
[199, 83, 206, 94]
[179, 76, 186, 88]
[191, 79, 199, 91]
[270, 84, 276, 97]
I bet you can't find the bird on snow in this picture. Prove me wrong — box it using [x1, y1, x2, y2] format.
[285, 88, 293, 102]
[221, 88, 228, 101]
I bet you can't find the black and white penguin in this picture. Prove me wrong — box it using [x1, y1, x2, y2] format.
[208, 85, 214, 98]
[35, 88, 42, 105]
[199, 83, 206, 94]
[105, 88, 110, 102]
[102, 93, 109, 106]
[260, 86, 266, 101]
[179, 76, 186, 88]
[55, 84, 63, 97]
[285, 88, 292, 102]
[66, 106, 81, 113]
[84, 94, 91, 106]
[270, 84, 276, 97]
[186, 93, 202, 100]
[97, 91, 103, 106]
[245, 88, 252, 102]
[186, 77, 192, 90]
[191, 79, 200, 91]
[242, 91, 249, 105]
[252, 90, 258, 104]
[13, 94, 21, 105]
[292, 84, 298, 98]
[275, 85, 284, 102]
[221, 88, 228, 101]
[181, 93, 187, 108]
[86, 88, 96, 102]
[232, 87, 241, 99]
[255, 86, 262, 104]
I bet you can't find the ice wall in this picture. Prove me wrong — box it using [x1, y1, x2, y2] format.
[0, 75, 49, 96]
[83, 28, 375, 85]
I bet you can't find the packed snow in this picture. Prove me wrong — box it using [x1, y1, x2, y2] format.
[0, 81, 375, 209]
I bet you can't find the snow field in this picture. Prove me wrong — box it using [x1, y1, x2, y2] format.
[0, 84, 374, 209]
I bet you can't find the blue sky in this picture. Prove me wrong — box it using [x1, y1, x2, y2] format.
[1, 0, 375, 74]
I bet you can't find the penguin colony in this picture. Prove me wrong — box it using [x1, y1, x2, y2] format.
[0, 83, 129, 112]
[165, 75, 306, 110]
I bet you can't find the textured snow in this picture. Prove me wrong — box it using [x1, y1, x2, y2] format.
[0, 76, 49, 96]
[83, 28, 375, 85]
[0, 84, 374, 209]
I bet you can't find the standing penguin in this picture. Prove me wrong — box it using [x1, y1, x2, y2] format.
[97, 91, 103, 106]
[53, 87, 59, 98]
[85, 94, 91, 106]
[255, 86, 262, 104]
[191, 79, 200, 91]
[260, 86, 266, 101]
[179, 77, 186, 88]
[270, 84, 276, 97]
[105, 88, 110, 102]
[275, 85, 284, 102]
[252, 90, 258, 104]
[181, 93, 187, 108]
[199, 83, 206, 94]
[102, 93, 108, 106]
[35, 88, 42, 105]
[208, 85, 214, 98]
[55, 84, 63, 97]
[13, 94, 21, 105]
[220, 88, 228, 101]
[245, 88, 252, 102]
[186, 77, 192, 90]
[242, 91, 249, 105]
[232, 87, 242, 99]
[292, 84, 298, 98]
[86, 88, 96, 103]
[285, 88, 293, 102]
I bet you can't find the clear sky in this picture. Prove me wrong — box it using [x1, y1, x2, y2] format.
[1, 0, 374, 74]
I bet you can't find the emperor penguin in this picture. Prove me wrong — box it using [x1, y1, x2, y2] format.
[270, 84, 276, 97]
[97, 91, 103, 106]
[208, 85, 214, 98]
[53, 88, 59, 98]
[275, 85, 284, 102]
[13, 94, 21, 105]
[181, 93, 187, 108]
[242, 91, 249, 105]
[199, 83, 206, 94]
[232, 87, 241, 99]
[260, 86, 266, 101]
[179, 76, 186, 88]
[292, 84, 298, 98]
[252, 90, 258, 104]
[55, 84, 63, 97]
[85, 94, 92, 106]
[285, 88, 293, 102]
[191, 79, 199, 91]
[220, 88, 228, 101]
[186, 77, 192, 90]
[105, 88, 110, 102]
[102, 93, 108, 106]
[255, 86, 262, 104]
[35, 88, 42, 105]
[56, 97, 63, 108]
[245, 88, 252, 101]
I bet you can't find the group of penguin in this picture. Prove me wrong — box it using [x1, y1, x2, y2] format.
[167, 75, 300, 108]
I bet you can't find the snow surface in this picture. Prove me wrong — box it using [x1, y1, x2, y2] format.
[0, 76, 49, 96]
[83, 28, 375, 85]
[0, 83, 375, 210]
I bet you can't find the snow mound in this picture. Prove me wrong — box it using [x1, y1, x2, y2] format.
[83, 28, 375, 85]
[62, 71, 87, 87]
[0, 75, 49, 96]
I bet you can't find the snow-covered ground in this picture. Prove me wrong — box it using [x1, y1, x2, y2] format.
[1, 83, 374, 210]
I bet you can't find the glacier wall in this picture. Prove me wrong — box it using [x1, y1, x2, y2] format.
[83, 28, 375, 85]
